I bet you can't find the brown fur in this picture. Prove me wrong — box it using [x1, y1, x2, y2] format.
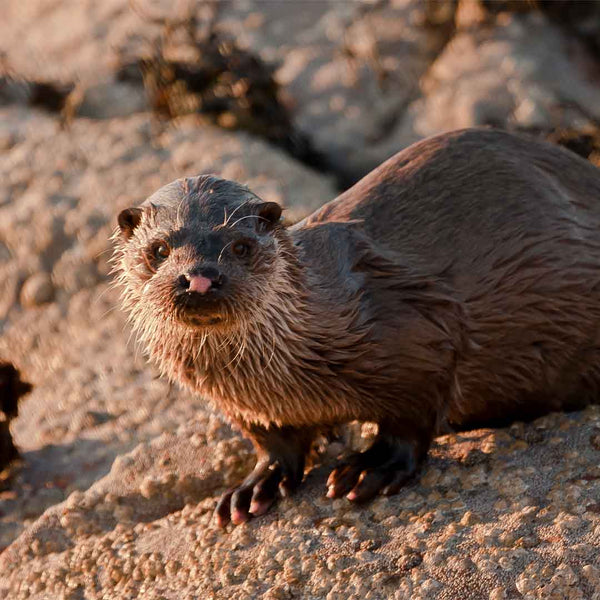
[113, 128, 600, 522]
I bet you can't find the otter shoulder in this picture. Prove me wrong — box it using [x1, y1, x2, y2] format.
[290, 220, 429, 298]
[290, 221, 368, 286]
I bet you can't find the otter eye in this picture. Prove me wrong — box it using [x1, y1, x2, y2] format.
[153, 242, 170, 260]
[232, 240, 253, 258]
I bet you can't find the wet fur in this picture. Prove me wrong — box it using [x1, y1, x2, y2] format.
[301, 128, 600, 429]
[113, 128, 600, 503]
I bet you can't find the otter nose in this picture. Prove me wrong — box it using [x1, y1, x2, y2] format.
[188, 275, 212, 294]
[180, 267, 226, 294]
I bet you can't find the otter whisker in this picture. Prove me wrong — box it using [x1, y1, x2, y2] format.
[98, 304, 119, 320]
[222, 200, 250, 228]
[218, 241, 234, 264]
[176, 197, 186, 229]
[222, 336, 247, 371]
[92, 284, 116, 308]
[257, 328, 277, 377]
[235, 336, 248, 368]
[126, 325, 137, 351]
[193, 332, 209, 363]
[216, 334, 232, 352]
[199, 332, 209, 354]
[94, 247, 115, 260]
[229, 215, 269, 229]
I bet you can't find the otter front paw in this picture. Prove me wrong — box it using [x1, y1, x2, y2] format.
[215, 424, 314, 527]
[326, 435, 418, 502]
[215, 458, 303, 527]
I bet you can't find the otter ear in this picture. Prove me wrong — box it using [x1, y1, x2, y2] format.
[118, 207, 143, 240]
[254, 202, 282, 233]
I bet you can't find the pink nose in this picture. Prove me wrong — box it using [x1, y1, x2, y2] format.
[188, 275, 212, 294]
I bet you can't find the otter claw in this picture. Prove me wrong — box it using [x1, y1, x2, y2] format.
[347, 469, 395, 502]
[326, 462, 364, 499]
[249, 499, 272, 516]
[231, 508, 249, 525]
[215, 489, 235, 527]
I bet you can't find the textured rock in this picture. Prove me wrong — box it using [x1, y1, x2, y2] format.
[0, 0, 157, 84]
[2, 1, 600, 598]
[218, 0, 458, 183]
[1, 407, 600, 599]
[0, 0, 456, 183]
[384, 11, 600, 152]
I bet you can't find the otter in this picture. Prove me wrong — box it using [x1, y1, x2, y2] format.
[113, 128, 600, 527]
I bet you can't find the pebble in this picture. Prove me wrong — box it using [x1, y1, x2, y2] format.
[20, 272, 54, 306]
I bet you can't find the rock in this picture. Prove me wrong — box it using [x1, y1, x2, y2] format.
[2, 0, 454, 184]
[479, 0, 600, 58]
[1, 407, 600, 599]
[0, 263, 21, 321]
[217, 0, 458, 185]
[381, 12, 600, 154]
[19, 273, 54, 307]
[2, 2, 600, 599]
[0, 0, 157, 84]
[73, 79, 149, 119]
[52, 247, 100, 294]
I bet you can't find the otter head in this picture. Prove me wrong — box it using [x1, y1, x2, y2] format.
[113, 175, 288, 337]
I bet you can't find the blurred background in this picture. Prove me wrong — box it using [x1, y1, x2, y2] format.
[1, 0, 600, 551]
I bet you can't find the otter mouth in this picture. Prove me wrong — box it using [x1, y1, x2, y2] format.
[181, 313, 225, 327]
[174, 290, 229, 328]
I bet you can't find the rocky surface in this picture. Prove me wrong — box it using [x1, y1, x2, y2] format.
[1, 0, 458, 183]
[2, 1, 600, 599]
[2, 409, 600, 600]
[217, 0, 459, 182]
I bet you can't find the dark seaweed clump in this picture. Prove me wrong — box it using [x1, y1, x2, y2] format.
[0, 362, 32, 472]
[117, 27, 328, 174]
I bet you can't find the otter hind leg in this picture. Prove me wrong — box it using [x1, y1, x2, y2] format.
[326, 421, 432, 502]
[215, 424, 315, 527]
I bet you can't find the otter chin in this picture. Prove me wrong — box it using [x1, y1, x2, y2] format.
[113, 129, 600, 528]
[178, 311, 226, 328]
